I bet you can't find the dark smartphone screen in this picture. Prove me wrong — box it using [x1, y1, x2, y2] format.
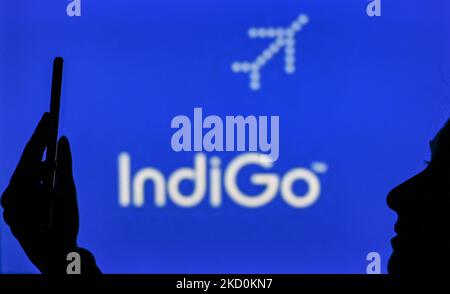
[46, 57, 63, 188]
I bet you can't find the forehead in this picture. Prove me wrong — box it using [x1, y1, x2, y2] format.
[430, 120, 450, 155]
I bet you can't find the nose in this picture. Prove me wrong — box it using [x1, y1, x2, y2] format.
[386, 185, 401, 213]
[387, 168, 431, 214]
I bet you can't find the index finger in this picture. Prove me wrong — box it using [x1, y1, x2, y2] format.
[12, 112, 51, 181]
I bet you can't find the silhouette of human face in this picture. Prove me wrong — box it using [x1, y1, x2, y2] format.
[387, 121, 450, 274]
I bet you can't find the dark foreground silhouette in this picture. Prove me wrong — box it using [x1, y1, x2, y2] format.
[387, 120, 450, 274]
[1, 113, 101, 275]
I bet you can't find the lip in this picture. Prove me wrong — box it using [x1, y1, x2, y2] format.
[391, 236, 400, 250]
[394, 221, 401, 235]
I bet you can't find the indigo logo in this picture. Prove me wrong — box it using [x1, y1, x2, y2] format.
[118, 108, 328, 209]
[231, 14, 309, 91]
[117, 152, 327, 208]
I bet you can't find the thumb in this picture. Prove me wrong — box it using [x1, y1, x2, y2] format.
[55, 136, 76, 197]
[53, 136, 79, 246]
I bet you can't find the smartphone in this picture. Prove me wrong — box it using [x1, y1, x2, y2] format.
[46, 57, 63, 189]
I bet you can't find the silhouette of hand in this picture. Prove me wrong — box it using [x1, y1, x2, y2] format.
[1, 113, 81, 274]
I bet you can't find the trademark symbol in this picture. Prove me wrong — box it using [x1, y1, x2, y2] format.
[311, 162, 328, 174]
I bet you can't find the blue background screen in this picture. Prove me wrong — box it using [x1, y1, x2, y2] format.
[1, 0, 450, 273]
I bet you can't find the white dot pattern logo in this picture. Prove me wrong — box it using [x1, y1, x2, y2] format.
[231, 14, 309, 91]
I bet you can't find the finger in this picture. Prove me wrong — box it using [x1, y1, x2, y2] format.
[3, 160, 50, 213]
[2, 190, 49, 230]
[20, 112, 51, 165]
[55, 136, 76, 195]
[2, 161, 51, 230]
[11, 113, 51, 183]
[2, 161, 48, 209]
[53, 136, 79, 241]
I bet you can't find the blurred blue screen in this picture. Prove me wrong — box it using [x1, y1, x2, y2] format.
[1, 0, 449, 273]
